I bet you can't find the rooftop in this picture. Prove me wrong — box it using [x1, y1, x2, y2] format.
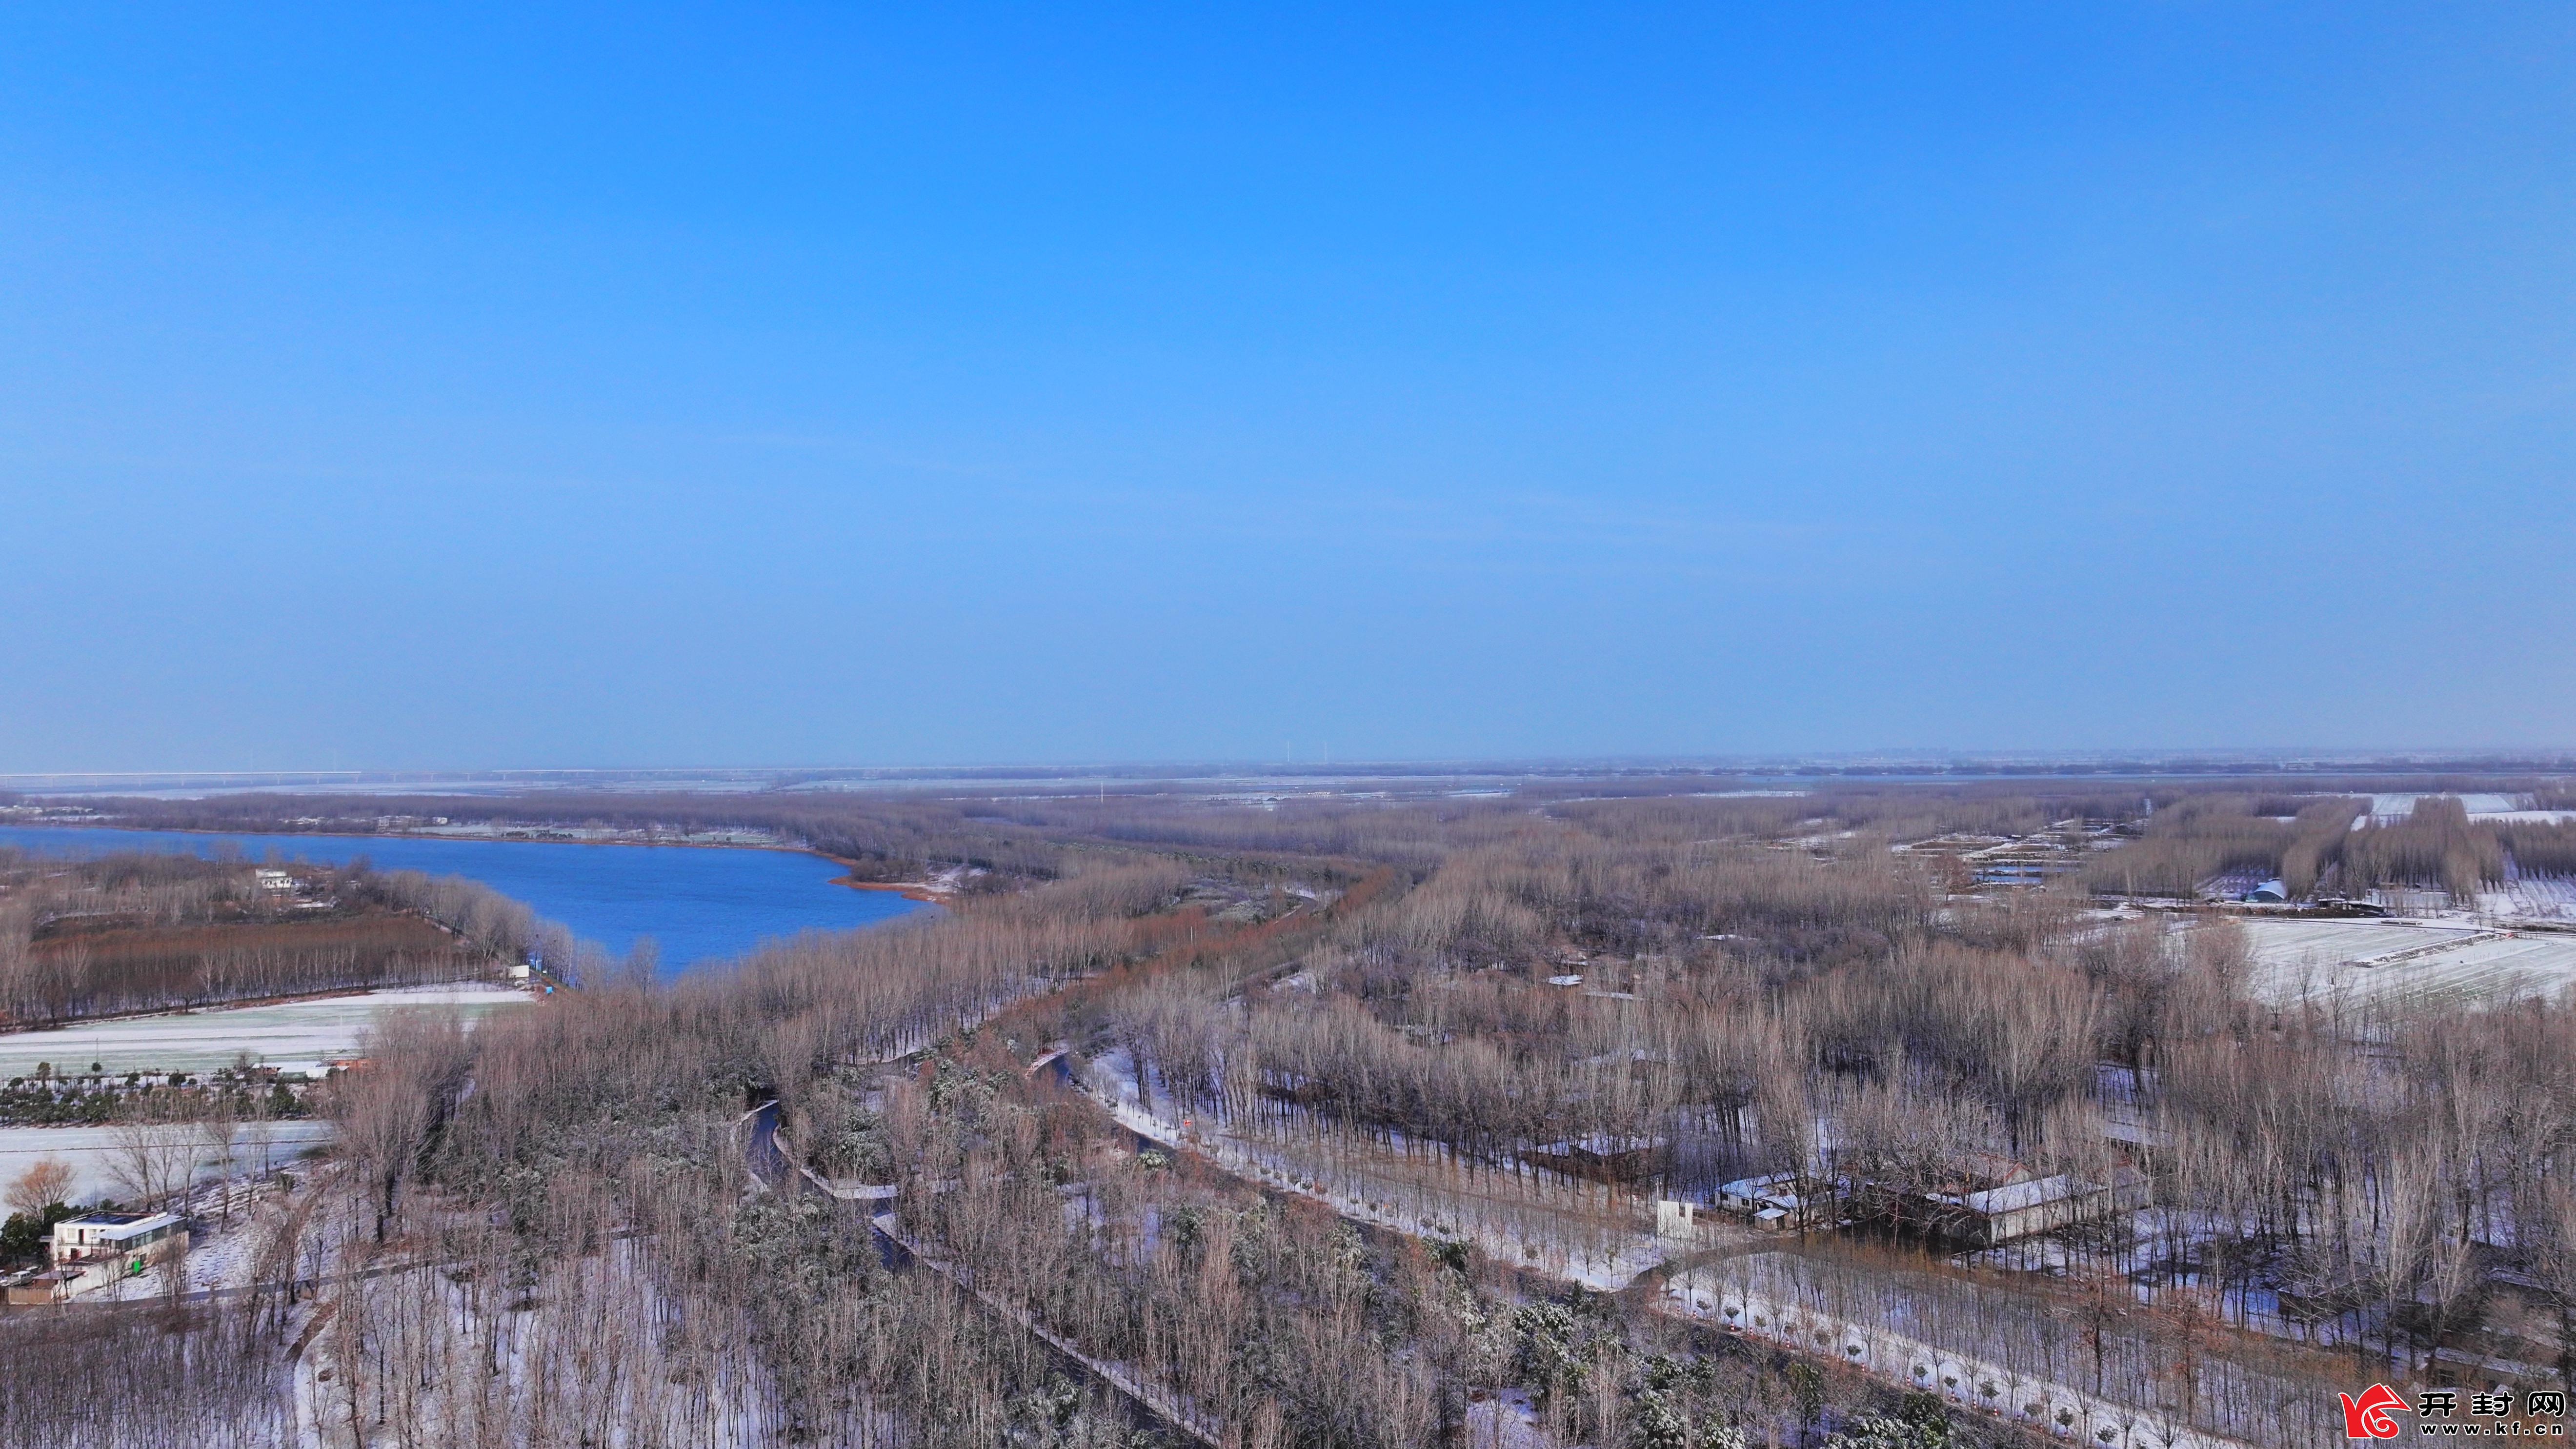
[57, 1211, 182, 1241]
[1720, 1171, 1799, 1196]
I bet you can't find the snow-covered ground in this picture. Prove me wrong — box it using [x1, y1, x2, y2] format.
[1460, 1388, 1547, 1449]
[2240, 918, 2576, 1007]
[0, 1108, 337, 1201]
[2484, 873, 2576, 923]
[0, 983, 530, 1078]
[2363, 792, 2528, 824]
[83, 1175, 322, 1301]
[289, 1232, 783, 1449]
[0, 1120, 335, 1204]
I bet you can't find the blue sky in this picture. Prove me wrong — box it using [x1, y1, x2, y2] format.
[1, 3, 2568, 768]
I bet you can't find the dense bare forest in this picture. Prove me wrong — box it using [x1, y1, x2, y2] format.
[2, 774, 2571, 1447]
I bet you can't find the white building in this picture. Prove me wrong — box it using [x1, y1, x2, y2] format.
[1655, 1199, 1705, 1238]
[50, 1211, 186, 1280]
[1718, 1172, 1799, 1214]
[1931, 1173, 2152, 1245]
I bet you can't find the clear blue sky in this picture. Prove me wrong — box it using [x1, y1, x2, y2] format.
[2, 3, 2568, 769]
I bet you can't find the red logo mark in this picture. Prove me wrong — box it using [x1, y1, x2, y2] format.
[2340, 1384, 2406, 1440]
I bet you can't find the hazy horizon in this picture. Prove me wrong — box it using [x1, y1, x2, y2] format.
[8, 749, 2576, 795]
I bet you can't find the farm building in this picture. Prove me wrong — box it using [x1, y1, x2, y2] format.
[1965, 842, 2072, 886]
[1959, 824, 2115, 886]
[1923, 1172, 2151, 1246]
[1713, 1172, 1840, 1230]
[1718, 1172, 1799, 1214]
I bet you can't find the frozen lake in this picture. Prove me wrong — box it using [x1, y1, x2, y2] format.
[0, 824, 932, 974]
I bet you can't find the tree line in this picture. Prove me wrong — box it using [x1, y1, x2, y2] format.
[0, 852, 554, 1025]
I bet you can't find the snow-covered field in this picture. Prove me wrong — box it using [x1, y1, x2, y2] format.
[2485, 874, 2576, 922]
[2360, 792, 2574, 826]
[2241, 918, 2576, 1007]
[2365, 792, 2516, 823]
[0, 983, 531, 1078]
[0, 1120, 335, 1204]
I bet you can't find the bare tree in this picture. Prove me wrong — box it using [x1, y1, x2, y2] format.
[5, 1157, 74, 1217]
[2535, 1180, 2576, 1389]
[331, 1009, 472, 1241]
[108, 1116, 198, 1212]
[201, 1088, 244, 1220]
[244, 1094, 280, 1181]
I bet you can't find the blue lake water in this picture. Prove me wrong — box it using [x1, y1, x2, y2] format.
[0, 826, 931, 974]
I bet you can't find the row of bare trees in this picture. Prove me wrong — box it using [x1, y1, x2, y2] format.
[0, 853, 536, 1025]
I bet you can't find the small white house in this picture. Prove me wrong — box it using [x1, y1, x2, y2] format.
[254, 869, 297, 892]
[51, 1212, 186, 1274]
